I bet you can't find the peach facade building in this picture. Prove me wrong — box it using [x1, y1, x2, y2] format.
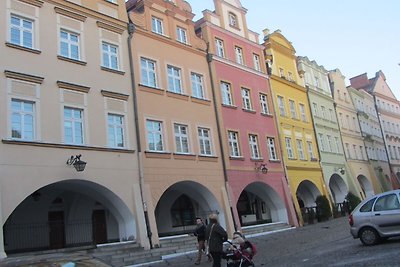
[350, 71, 400, 189]
[195, 0, 297, 230]
[127, 0, 234, 246]
[0, 0, 148, 257]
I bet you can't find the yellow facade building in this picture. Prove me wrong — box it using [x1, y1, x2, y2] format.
[263, 30, 329, 224]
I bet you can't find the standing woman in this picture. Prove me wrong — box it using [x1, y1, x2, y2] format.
[205, 213, 228, 267]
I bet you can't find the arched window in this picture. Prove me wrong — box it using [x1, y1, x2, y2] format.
[171, 194, 195, 227]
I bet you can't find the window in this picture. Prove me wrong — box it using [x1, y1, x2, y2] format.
[345, 143, 351, 158]
[314, 76, 320, 88]
[329, 109, 335, 122]
[235, 46, 244, 65]
[285, 137, 294, 159]
[215, 38, 225, 57]
[191, 73, 205, 99]
[288, 72, 293, 82]
[353, 144, 358, 159]
[259, 93, 269, 114]
[318, 133, 325, 151]
[10, 14, 33, 48]
[108, 114, 124, 148]
[228, 12, 238, 27]
[321, 106, 326, 119]
[64, 107, 84, 145]
[60, 30, 80, 60]
[299, 103, 307, 122]
[334, 137, 340, 153]
[327, 135, 333, 152]
[102, 42, 119, 70]
[174, 124, 189, 154]
[279, 68, 285, 78]
[277, 96, 286, 116]
[146, 120, 164, 152]
[198, 127, 212, 156]
[307, 141, 315, 159]
[151, 16, 164, 35]
[289, 100, 297, 119]
[249, 134, 260, 159]
[312, 103, 318, 116]
[167, 65, 182, 94]
[374, 194, 400, 211]
[253, 54, 261, 71]
[296, 139, 305, 160]
[140, 57, 157, 88]
[176, 27, 187, 44]
[360, 146, 365, 160]
[267, 137, 278, 160]
[241, 88, 252, 110]
[228, 131, 241, 157]
[221, 82, 233, 106]
[11, 99, 35, 140]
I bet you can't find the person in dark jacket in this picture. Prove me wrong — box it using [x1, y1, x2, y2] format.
[205, 213, 228, 267]
[194, 217, 211, 265]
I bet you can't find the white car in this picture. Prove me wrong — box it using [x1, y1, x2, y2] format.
[349, 189, 400, 245]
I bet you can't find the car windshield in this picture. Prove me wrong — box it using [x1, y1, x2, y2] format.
[373, 194, 400, 211]
[360, 198, 376, 212]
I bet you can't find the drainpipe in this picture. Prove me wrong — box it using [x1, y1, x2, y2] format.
[205, 43, 237, 231]
[127, 19, 153, 249]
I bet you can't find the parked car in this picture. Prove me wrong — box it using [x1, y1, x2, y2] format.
[349, 189, 400, 245]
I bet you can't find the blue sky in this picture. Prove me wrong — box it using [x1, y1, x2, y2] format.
[190, 0, 400, 98]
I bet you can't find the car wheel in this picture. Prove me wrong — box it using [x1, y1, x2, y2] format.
[359, 227, 380, 246]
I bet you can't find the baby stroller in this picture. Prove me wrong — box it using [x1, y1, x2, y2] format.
[223, 240, 256, 267]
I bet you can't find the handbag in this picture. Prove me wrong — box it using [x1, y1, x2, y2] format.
[205, 223, 215, 256]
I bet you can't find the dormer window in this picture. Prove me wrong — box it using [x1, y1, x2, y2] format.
[228, 12, 238, 28]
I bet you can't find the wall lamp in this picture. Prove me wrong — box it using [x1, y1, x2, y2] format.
[255, 163, 268, 174]
[66, 154, 87, 172]
[337, 167, 345, 175]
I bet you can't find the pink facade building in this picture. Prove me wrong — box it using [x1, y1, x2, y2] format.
[196, 0, 297, 229]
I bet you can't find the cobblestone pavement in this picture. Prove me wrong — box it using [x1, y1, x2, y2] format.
[139, 217, 400, 267]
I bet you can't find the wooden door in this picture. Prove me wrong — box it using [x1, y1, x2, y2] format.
[92, 210, 107, 244]
[48, 211, 65, 249]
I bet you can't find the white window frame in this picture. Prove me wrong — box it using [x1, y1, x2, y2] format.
[140, 57, 157, 88]
[327, 135, 333, 152]
[174, 123, 190, 154]
[60, 29, 80, 60]
[235, 46, 244, 65]
[285, 137, 294, 159]
[228, 131, 241, 157]
[277, 96, 286, 116]
[228, 12, 238, 27]
[102, 41, 119, 70]
[307, 141, 315, 159]
[167, 65, 183, 94]
[221, 82, 233, 106]
[198, 127, 213, 156]
[253, 54, 261, 71]
[176, 26, 187, 44]
[260, 93, 269, 115]
[267, 137, 278, 160]
[151, 16, 164, 35]
[215, 38, 225, 58]
[312, 103, 319, 116]
[249, 134, 261, 159]
[318, 133, 325, 151]
[64, 106, 84, 145]
[241, 88, 252, 110]
[299, 103, 307, 122]
[146, 119, 164, 152]
[11, 98, 35, 141]
[191, 72, 205, 99]
[334, 137, 340, 153]
[108, 113, 125, 148]
[289, 99, 297, 119]
[9, 14, 34, 49]
[296, 139, 305, 160]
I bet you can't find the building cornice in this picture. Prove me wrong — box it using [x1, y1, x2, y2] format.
[57, 80, 90, 93]
[101, 90, 129, 100]
[54, 6, 87, 21]
[213, 56, 269, 79]
[270, 74, 306, 92]
[17, 0, 44, 7]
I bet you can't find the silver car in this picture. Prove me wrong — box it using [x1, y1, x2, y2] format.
[349, 189, 400, 245]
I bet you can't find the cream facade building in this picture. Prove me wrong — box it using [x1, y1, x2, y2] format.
[329, 69, 380, 198]
[0, 0, 148, 257]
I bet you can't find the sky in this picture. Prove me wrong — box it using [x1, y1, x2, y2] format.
[189, 0, 400, 98]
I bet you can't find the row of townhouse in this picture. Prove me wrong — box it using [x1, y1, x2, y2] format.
[0, 0, 399, 260]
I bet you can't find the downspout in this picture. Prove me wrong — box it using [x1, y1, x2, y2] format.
[205, 42, 237, 231]
[127, 18, 153, 249]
